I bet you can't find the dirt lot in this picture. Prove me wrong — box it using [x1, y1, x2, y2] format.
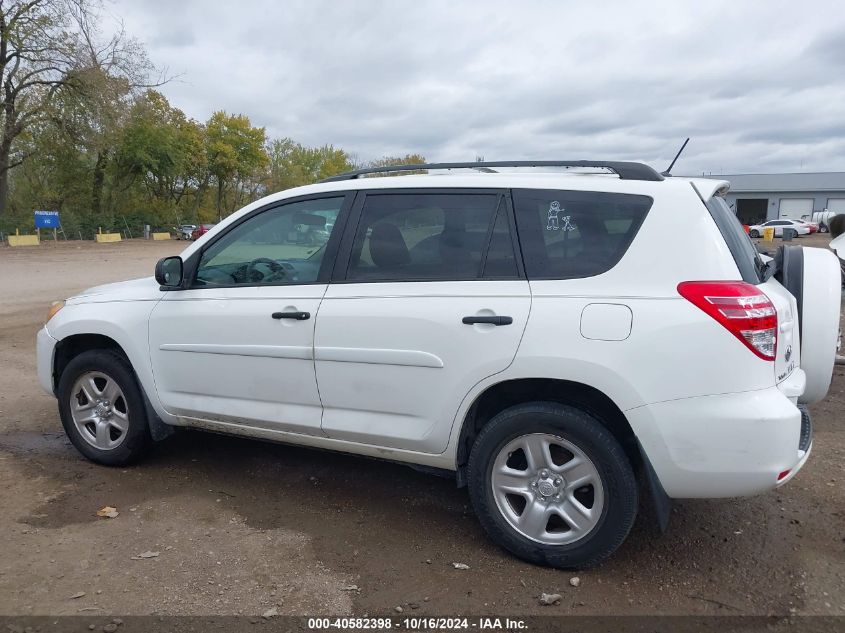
[0, 237, 843, 617]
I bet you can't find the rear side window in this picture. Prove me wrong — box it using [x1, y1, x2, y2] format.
[512, 189, 652, 279]
[346, 193, 517, 281]
[705, 196, 763, 283]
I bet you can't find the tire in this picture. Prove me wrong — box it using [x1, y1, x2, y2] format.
[750, 229, 760, 238]
[467, 402, 638, 569]
[57, 349, 152, 465]
[820, 224, 829, 234]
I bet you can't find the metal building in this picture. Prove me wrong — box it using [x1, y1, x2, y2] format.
[702, 172, 845, 225]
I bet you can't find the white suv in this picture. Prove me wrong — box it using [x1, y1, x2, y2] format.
[36, 161, 842, 568]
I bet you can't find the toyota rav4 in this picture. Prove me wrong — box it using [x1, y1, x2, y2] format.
[36, 160, 842, 568]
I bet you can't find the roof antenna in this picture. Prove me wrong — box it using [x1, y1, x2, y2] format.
[662, 137, 690, 177]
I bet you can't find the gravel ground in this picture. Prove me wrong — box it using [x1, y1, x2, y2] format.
[0, 237, 842, 617]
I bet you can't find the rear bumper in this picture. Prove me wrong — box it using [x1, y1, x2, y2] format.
[36, 326, 58, 396]
[627, 386, 809, 498]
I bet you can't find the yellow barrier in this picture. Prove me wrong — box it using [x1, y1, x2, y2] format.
[151, 232, 171, 240]
[7, 234, 39, 247]
[95, 233, 122, 243]
[762, 227, 775, 242]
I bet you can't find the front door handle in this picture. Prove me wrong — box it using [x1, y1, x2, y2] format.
[271, 311, 310, 320]
[462, 315, 513, 326]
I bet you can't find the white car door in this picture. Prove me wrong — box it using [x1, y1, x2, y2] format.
[148, 194, 351, 434]
[767, 221, 785, 236]
[314, 190, 531, 453]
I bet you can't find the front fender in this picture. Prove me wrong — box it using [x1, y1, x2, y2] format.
[46, 300, 173, 424]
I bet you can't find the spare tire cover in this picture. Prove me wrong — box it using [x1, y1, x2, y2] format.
[778, 246, 841, 403]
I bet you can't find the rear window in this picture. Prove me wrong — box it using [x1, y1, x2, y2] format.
[511, 189, 652, 279]
[705, 196, 763, 283]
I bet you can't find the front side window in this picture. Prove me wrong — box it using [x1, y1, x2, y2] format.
[195, 197, 344, 286]
[346, 193, 514, 281]
[512, 189, 652, 279]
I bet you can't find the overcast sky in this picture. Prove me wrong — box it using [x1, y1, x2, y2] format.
[110, 0, 845, 175]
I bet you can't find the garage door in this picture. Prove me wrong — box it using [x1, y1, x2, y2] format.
[778, 198, 814, 218]
[826, 198, 845, 213]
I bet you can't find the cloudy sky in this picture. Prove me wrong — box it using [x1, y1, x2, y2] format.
[111, 0, 845, 175]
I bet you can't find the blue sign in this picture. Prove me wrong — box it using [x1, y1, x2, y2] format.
[34, 210, 60, 229]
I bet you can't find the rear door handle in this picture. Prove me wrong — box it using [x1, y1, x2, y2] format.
[462, 315, 513, 326]
[272, 311, 310, 320]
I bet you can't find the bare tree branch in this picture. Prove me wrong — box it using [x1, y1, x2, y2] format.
[0, 0, 169, 215]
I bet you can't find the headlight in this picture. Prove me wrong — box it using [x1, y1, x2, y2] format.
[46, 300, 65, 323]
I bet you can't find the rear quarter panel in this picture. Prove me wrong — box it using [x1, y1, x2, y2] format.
[522, 180, 775, 404]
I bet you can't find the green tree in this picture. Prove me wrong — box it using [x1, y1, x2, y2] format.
[204, 111, 267, 218]
[364, 153, 426, 169]
[116, 90, 205, 214]
[265, 138, 354, 192]
[359, 153, 427, 177]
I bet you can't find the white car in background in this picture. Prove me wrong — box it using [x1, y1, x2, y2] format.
[748, 219, 811, 238]
[36, 160, 842, 568]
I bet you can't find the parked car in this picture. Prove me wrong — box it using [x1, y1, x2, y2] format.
[174, 224, 197, 241]
[190, 224, 216, 240]
[748, 219, 811, 238]
[36, 161, 841, 569]
[794, 219, 819, 234]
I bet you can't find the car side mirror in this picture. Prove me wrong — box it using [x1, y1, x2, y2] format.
[155, 256, 183, 288]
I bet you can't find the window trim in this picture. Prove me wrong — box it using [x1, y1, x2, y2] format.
[182, 191, 355, 290]
[330, 187, 524, 284]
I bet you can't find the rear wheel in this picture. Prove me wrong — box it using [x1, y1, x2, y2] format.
[467, 402, 638, 568]
[58, 350, 152, 465]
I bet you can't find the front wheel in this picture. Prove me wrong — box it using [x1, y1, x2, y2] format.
[750, 229, 760, 238]
[467, 402, 638, 568]
[57, 350, 152, 465]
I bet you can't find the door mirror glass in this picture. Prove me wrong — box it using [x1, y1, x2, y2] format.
[155, 256, 183, 288]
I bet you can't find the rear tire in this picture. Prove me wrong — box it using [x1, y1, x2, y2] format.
[57, 350, 152, 465]
[467, 402, 638, 569]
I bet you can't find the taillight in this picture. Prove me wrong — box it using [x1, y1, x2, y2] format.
[677, 281, 777, 361]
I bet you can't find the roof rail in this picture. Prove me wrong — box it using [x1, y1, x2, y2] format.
[321, 160, 664, 183]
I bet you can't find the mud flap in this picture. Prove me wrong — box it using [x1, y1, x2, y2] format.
[637, 439, 672, 533]
[142, 391, 175, 442]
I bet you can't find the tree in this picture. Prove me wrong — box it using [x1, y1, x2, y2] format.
[0, 0, 78, 216]
[0, 0, 163, 218]
[116, 90, 205, 210]
[204, 111, 267, 218]
[360, 153, 427, 177]
[62, 0, 162, 218]
[365, 153, 426, 168]
[264, 138, 354, 192]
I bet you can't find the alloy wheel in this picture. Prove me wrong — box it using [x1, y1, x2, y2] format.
[69, 371, 130, 450]
[490, 433, 604, 545]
